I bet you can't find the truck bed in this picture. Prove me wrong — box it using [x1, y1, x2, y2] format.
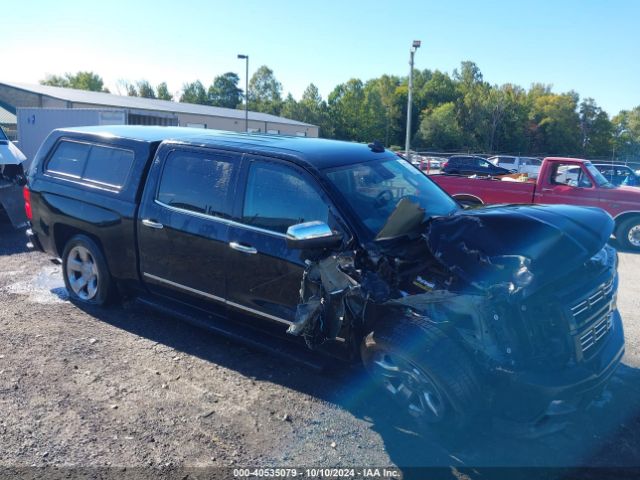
[430, 174, 536, 205]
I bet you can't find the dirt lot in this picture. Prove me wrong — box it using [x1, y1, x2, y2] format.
[1, 222, 639, 478]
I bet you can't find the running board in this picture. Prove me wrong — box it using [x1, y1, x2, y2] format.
[134, 296, 329, 372]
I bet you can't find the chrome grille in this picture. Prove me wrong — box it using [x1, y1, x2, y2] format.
[570, 278, 615, 358]
[579, 313, 613, 354]
[570, 278, 614, 329]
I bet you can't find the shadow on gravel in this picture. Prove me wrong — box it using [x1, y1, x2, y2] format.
[67, 297, 640, 479]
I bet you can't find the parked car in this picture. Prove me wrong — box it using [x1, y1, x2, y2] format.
[411, 156, 442, 171]
[442, 155, 513, 176]
[0, 126, 28, 228]
[488, 155, 542, 178]
[593, 163, 640, 187]
[25, 127, 624, 433]
[431, 156, 640, 250]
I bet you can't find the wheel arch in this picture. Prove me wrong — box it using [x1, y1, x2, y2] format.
[451, 193, 484, 206]
[53, 223, 106, 261]
[613, 211, 640, 233]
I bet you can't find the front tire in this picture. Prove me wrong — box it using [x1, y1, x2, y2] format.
[616, 217, 640, 251]
[62, 234, 114, 306]
[361, 316, 483, 430]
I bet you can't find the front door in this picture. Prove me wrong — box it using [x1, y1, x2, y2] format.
[536, 161, 602, 209]
[226, 157, 337, 326]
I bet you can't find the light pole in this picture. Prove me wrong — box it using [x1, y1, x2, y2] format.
[405, 40, 421, 159]
[237, 54, 249, 132]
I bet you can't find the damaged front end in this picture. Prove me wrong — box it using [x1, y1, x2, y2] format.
[286, 200, 624, 427]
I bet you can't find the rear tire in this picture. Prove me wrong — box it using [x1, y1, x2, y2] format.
[616, 217, 640, 251]
[361, 316, 484, 431]
[62, 234, 114, 306]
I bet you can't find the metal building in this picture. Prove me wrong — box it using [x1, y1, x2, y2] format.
[0, 81, 318, 140]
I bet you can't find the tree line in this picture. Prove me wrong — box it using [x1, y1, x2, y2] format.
[41, 64, 640, 160]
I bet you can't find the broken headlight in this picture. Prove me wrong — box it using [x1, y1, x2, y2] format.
[513, 265, 534, 288]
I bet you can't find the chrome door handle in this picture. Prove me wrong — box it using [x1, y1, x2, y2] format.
[142, 219, 164, 229]
[541, 188, 554, 192]
[229, 242, 257, 254]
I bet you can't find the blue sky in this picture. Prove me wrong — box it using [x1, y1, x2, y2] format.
[5, 0, 639, 116]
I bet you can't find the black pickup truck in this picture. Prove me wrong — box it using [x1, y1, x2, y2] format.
[25, 126, 624, 433]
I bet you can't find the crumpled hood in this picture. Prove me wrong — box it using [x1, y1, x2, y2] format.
[425, 204, 614, 292]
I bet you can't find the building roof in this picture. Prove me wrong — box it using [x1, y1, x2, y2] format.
[0, 105, 16, 125]
[54, 125, 394, 170]
[0, 81, 314, 127]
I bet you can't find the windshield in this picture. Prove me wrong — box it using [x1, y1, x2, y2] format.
[0, 127, 7, 141]
[585, 163, 614, 188]
[325, 157, 458, 238]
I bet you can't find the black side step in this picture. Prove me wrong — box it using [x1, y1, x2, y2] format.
[134, 296, 329, 372]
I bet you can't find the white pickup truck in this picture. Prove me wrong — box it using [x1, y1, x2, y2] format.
[488, 155, 542, 178]
[0, 127, 28, 228]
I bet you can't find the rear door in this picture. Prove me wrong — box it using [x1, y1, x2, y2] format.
[225, 156, 341, 326]
[138, 145, 240, 312]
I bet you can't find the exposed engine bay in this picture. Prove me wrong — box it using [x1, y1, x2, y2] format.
[287, 198, 618, 378]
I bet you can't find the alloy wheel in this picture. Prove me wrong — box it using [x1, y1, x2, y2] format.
[371, 352, 446, 422]
[66, 246, 100, 300]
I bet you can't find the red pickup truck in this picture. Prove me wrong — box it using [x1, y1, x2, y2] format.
[431, 157, 640, 251]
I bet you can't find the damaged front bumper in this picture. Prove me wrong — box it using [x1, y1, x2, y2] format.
[491, 309, 624, 432]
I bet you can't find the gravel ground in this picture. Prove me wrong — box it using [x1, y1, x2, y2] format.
[0, 222, 639, 479]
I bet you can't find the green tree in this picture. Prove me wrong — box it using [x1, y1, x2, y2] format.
[180, 81, 208, 105]
[528, 91, 581, 154]
[419, 70, 459, 109]
[137, 80, 156, 99]
[208, 72, 242, 109]
[248, 66, 283, 115]
[367, 75, 404, 146]
[612, 106, 640, 161]
[416, 102, 464, 150]
[41, 71, 108, 92]
[156, 82, 173, 101]
[280, 93, 302, 120]
[453, 61, 490, 150]
[578, 98, 612, 157]
[328, 79, 366, 141]
[487, 84, 529, 153]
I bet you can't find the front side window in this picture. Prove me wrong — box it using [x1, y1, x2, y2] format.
[242, 162, 328, 234]
[552, 163, 593, 188]
[585, 163, 612, 187]
[157, 151, 235, 218]
[478, 158, 493, 169]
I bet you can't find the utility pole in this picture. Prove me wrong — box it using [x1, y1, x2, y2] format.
[404, 40, 421, 159]
[237, 54, 249, 132]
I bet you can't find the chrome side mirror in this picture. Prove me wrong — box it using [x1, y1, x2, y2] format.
[286, 221, 343, 250]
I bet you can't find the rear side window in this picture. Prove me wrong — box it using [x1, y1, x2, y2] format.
[242, 162, 328, 234]
[499, 157, 515, 165]
[83, 145, 134, 187]
[46, 142, 90, 178]
[157, 151, 235, 218]
[46, 140, 134, 188]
